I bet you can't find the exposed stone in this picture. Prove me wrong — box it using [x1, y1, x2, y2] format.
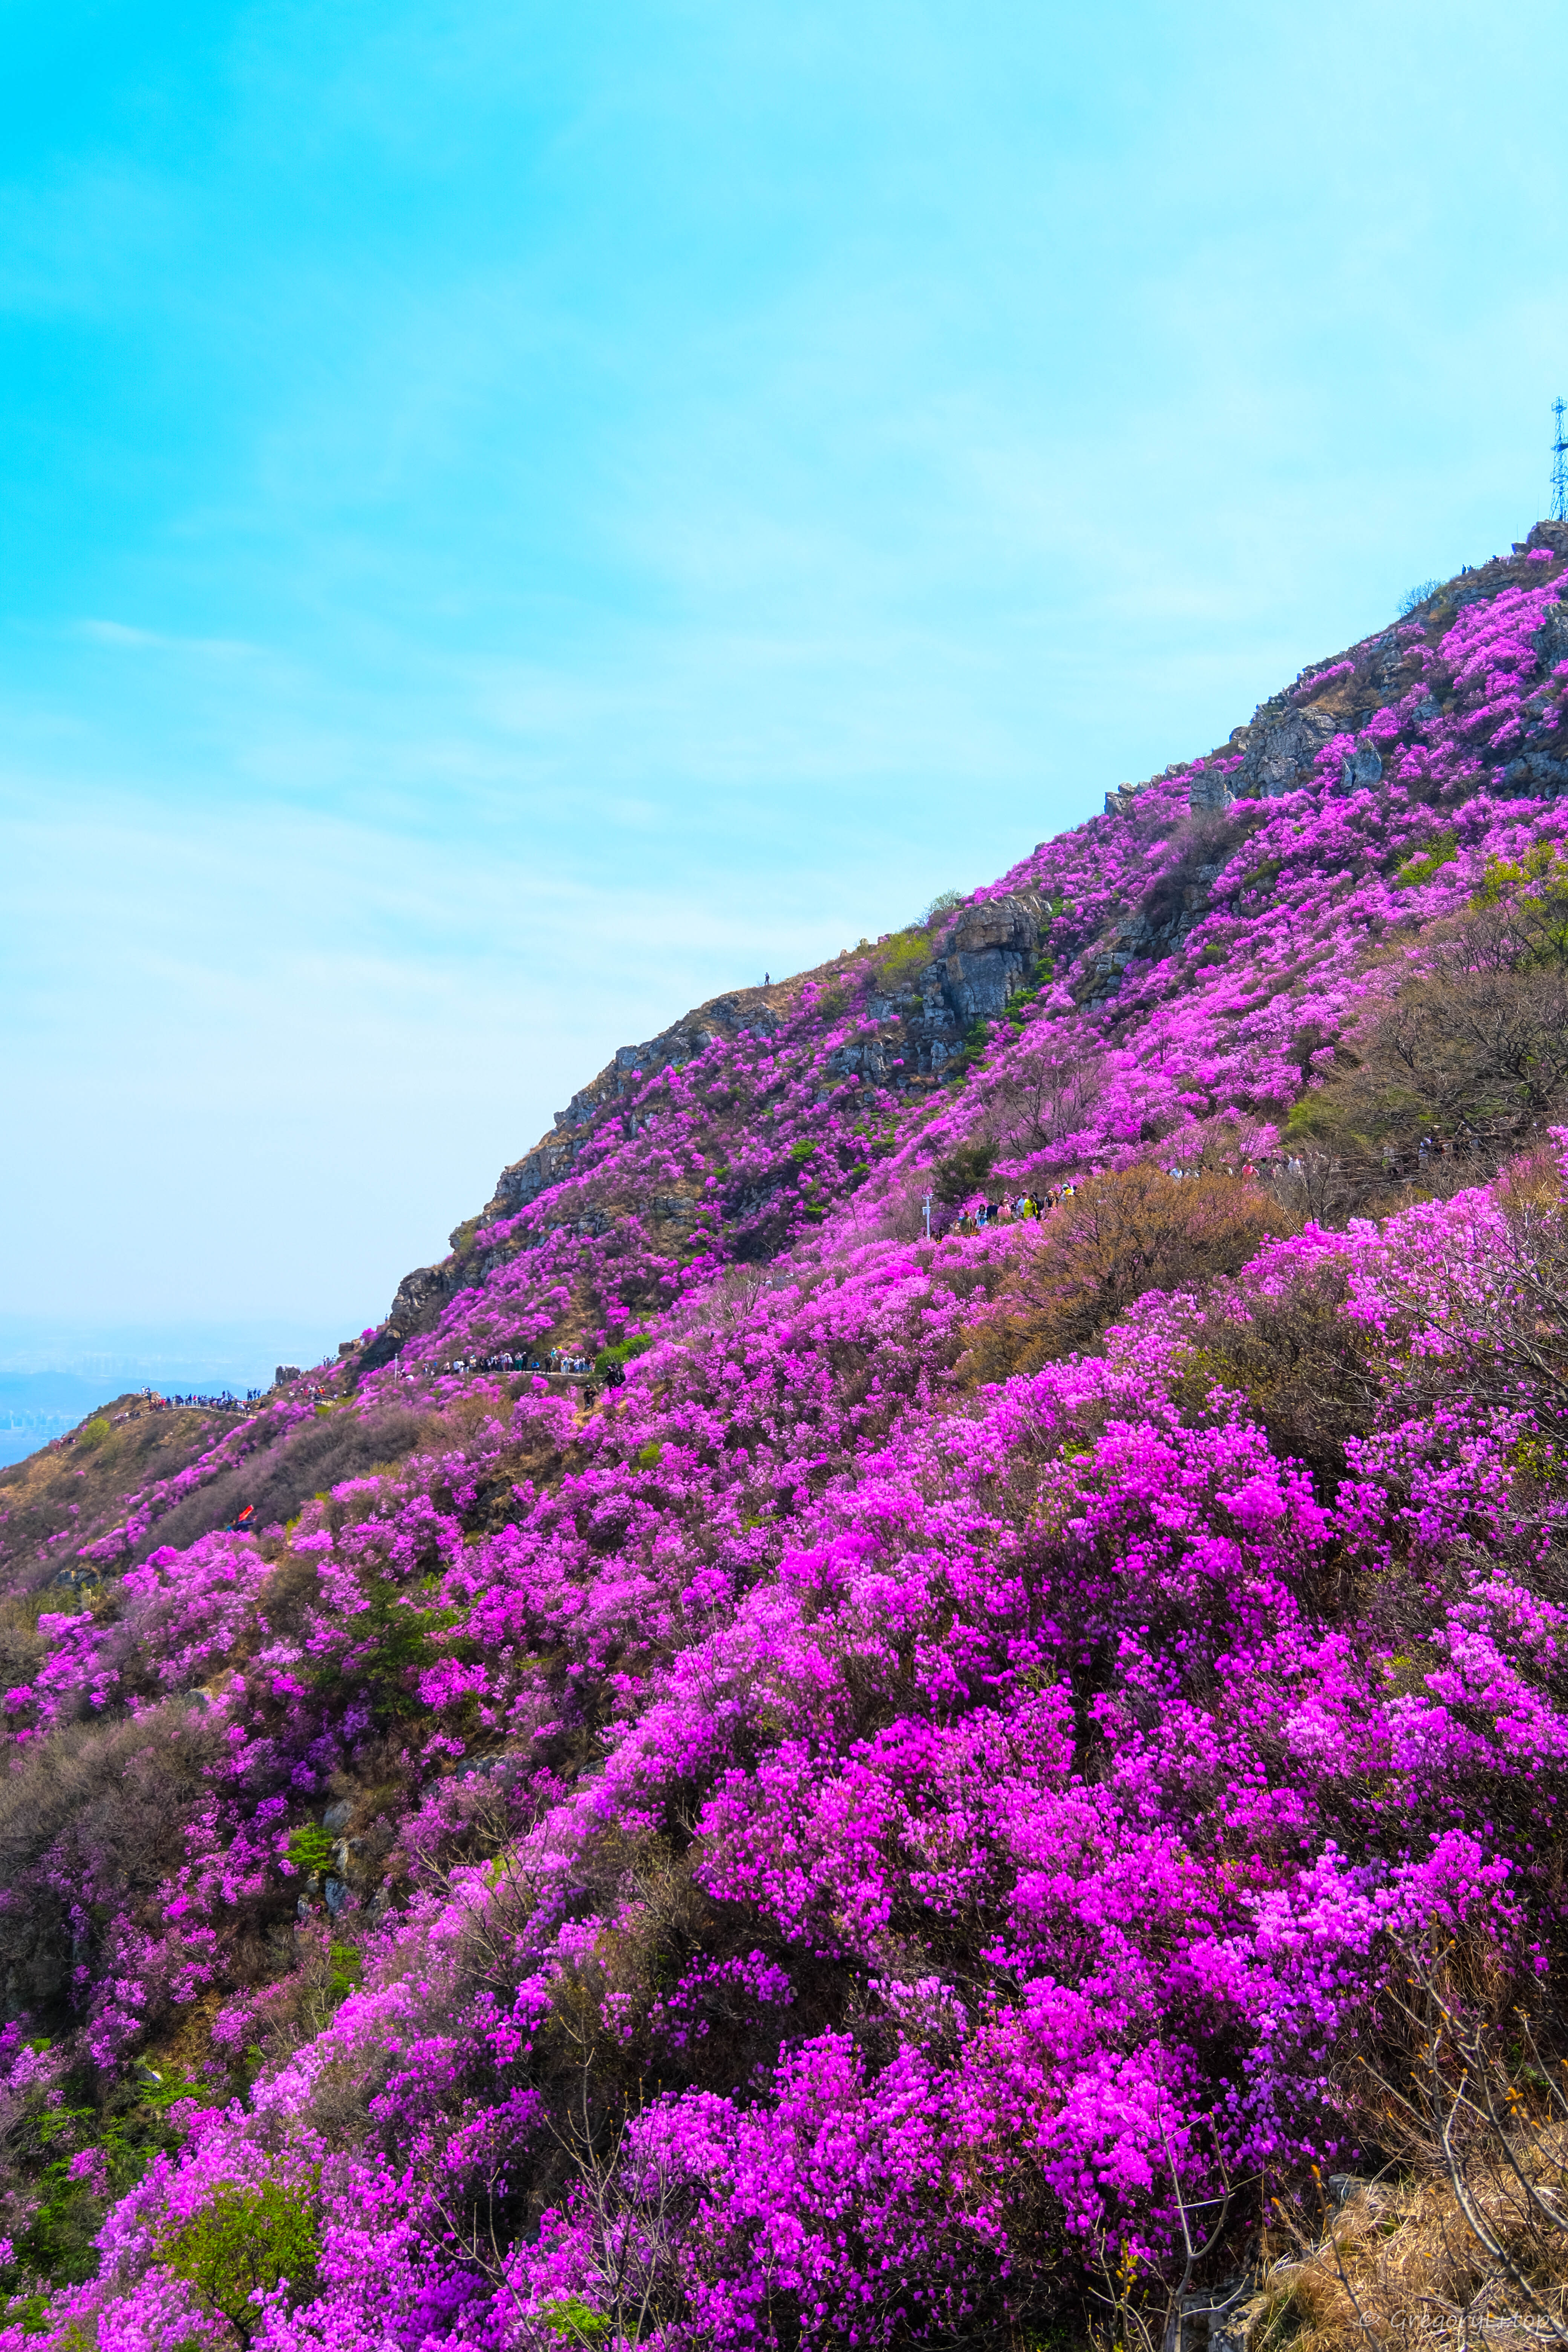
[929, 892, 1043, 1023]
[1228, 705, 1340, 800]
[1363, 630, 1406, 694]
[1502, 752, 1568, 795]
[1338, 741, 1384, 790]
[491, 1138, 577, 1219]
[386, 1260, 462, 1338]
[647, 1195, 696, 1224]
[827, 1038, 889, 1079]
[1532, 599, 1568, 668]
[383, 983, 787, 1329]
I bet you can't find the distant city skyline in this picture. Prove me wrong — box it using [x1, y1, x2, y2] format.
[4, 0, 1565, 1344]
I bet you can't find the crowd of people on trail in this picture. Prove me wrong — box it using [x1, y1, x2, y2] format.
[148, 1390, 260, 1411]
[949, 1184, 1076, 1234]
[53, 1391, 257, 1447]
[282, 1140, 1468, 1412]
[947, 1155, 1280, 1233]
[1164, 1159, 1257, 1182]
[430, 1346, 595, 1381]
[945, 1143, 1469, 1232]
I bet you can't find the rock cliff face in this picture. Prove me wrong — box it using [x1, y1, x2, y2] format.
[494, 992, 782, 1215]
[929, 891, 1043, 1022]
[1214, 703, 1342, 802]
[386, 894, 1044, 1337]
[386, 990, 781, 1339]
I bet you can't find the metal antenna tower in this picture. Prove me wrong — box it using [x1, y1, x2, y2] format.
[1553, 397, 1568, 524]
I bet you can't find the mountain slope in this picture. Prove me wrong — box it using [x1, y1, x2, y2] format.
[366, 516, 1568, 1381]
[3, 525, 1568, 2352]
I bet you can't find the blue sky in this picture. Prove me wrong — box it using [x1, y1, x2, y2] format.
[3, 0, 1565, 1362]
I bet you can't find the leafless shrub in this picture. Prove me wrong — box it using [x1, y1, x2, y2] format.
[968, 1165, 1289, 1384]
[1256, 1948, 1568, 2352]
[1171, 1261, 1380, 1505]
[0, 1706, 227, 2025]
[1089, 2113, 1248, 2352]
[425, 2065, 698, 2352]
[988, 1035, 1107, 1160]
[1291, 872, 1568, 1187]
[1354, 1196, 1568, 1446]
[1268, 1148, 1357, 1225]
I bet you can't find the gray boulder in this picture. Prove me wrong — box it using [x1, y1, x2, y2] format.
[1338, 741, 1384, 790]
[1231, 705, 1341, 799]
[930, 894, 1042, 1023]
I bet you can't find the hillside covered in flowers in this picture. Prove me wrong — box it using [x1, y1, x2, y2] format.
[5, 525, 1568, 2350]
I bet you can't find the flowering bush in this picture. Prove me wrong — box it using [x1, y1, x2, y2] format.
[3, 546, 1568, 2347]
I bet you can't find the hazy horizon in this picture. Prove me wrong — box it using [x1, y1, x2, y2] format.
[0, 1313, 354, 1464]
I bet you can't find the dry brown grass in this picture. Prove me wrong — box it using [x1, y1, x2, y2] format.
[0, 1395, 234, 1589]
[1233, 1958, 1568, 2352]
[1252, 2136, 1568, 2352]
[1088, 1948, 1568, 2352]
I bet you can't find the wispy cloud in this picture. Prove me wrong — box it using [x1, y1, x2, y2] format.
[78, 620, 262, 657]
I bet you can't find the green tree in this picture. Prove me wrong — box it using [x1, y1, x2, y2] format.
[157, 2177, 320, 2344]
[931, 1138, 998, 1204]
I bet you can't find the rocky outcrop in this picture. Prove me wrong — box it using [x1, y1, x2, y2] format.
[1532, 597, 1568, 671]
[485, 992, 783, 1222]
[1169, 533, 1568, 827]
[490, 1137, 578, 1220]
[383, 987, 785, 1334]
[1501, 750, 1568, 795]
[1192, 705, 1343, 812]
[386, 1260, 463, 1338]
[826, 1037, 894, 1083]
[1248, 705, 1343, 796]
[847, 890, 1047, 1077]
[1339, 740, 1384, 790]
[930, 893, 1043, 1023]
[1080, 859, 1222, 1003]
